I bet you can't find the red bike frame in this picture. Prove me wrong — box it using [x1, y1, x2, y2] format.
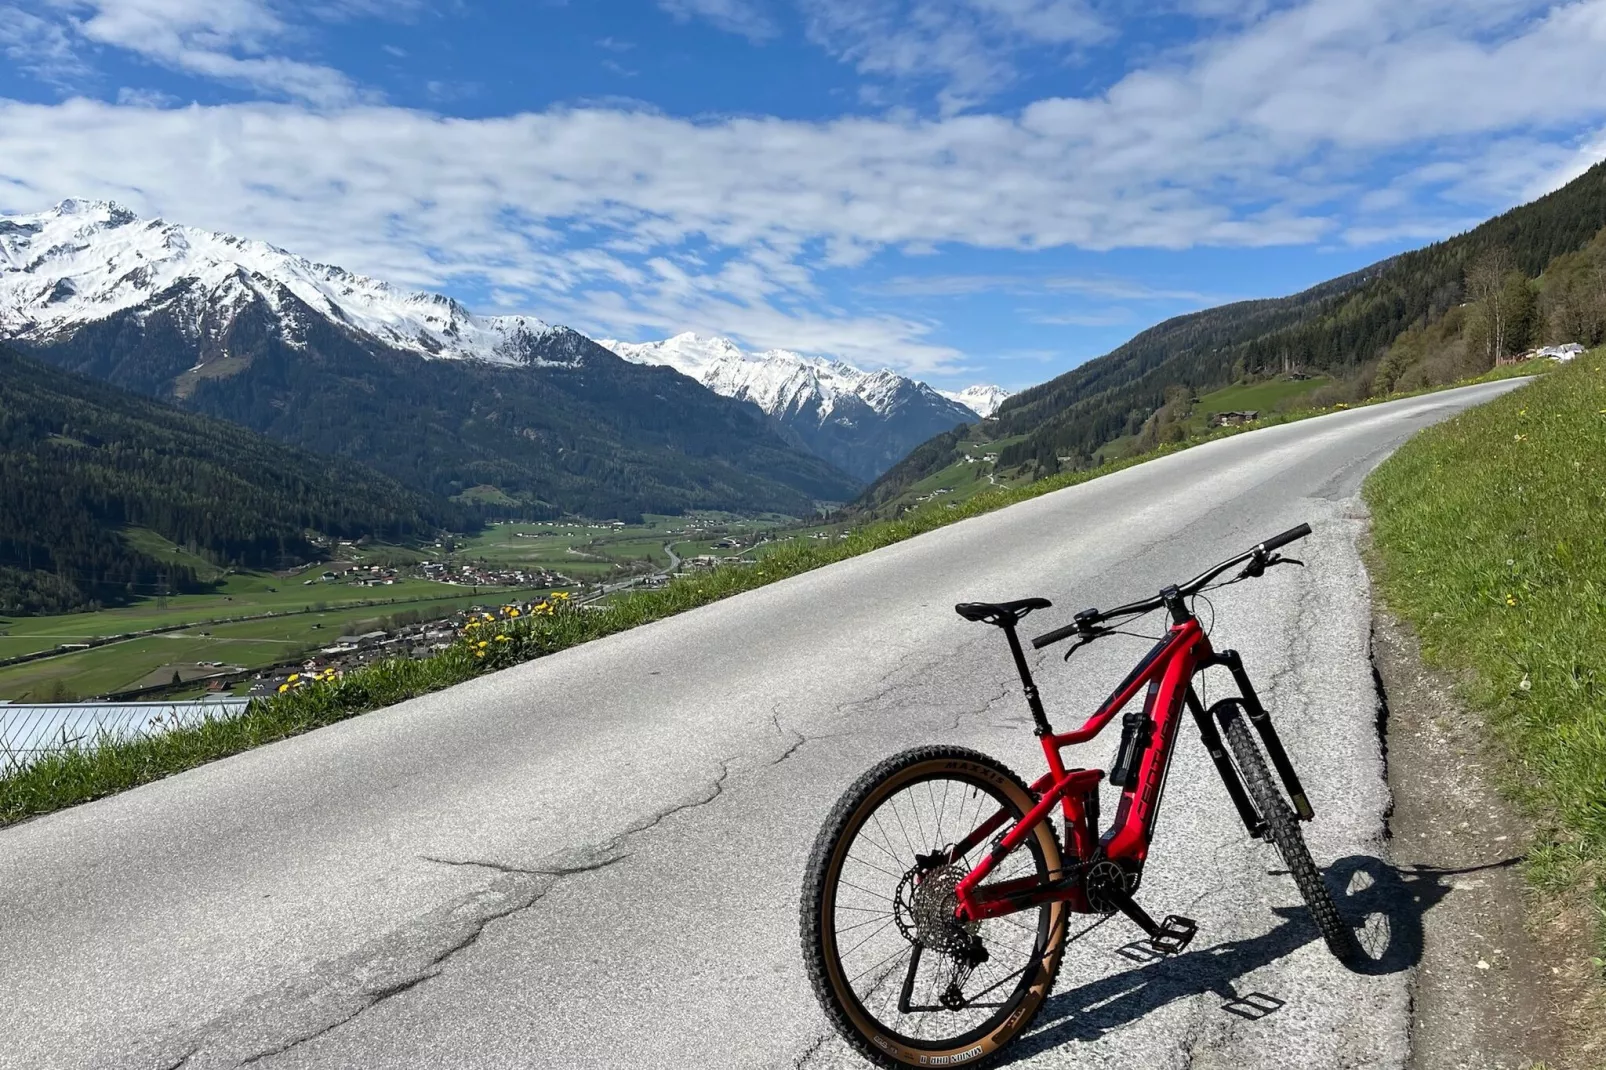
[949, 617, 1213, 923]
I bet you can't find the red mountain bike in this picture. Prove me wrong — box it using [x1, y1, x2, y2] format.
[800, 523, 1358, 1068]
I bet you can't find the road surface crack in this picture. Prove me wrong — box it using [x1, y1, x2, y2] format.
[793, 1031, 832, 1068]
[418, 851, 631, 879]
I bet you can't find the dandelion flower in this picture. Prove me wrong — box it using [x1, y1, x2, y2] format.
[1506, 594, 1518, 606]
[278, 683, 290, 693]
[508, 608, 520, 617]
[288, 673, 300, 683]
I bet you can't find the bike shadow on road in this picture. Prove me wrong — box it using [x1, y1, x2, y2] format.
[1000, 853, 1521, 1063]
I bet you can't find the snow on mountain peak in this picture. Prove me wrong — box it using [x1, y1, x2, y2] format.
[597, 332, 978, 425]
[939, 384, 1012, 418]
[0, 200, 559, 366]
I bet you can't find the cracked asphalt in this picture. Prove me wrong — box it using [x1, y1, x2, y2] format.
[0, 380, 1527, 1070]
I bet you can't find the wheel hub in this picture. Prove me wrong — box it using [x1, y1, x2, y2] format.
[894, 863, 981, 956]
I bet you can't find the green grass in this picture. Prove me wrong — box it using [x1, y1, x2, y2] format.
[1182, 375, 1332, 433]
[0, 588, 545, 701]
[1364, 349, 1606, 946]
[120, 527, 229, 581]
[0, 366, 1553, 825]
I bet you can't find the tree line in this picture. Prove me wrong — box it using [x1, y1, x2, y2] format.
[0, 347, 463, 615]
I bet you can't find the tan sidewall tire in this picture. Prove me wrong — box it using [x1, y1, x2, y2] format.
[805, 747, 1067, 1068]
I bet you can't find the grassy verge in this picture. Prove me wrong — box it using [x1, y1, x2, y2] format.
[0, 368, 1546, 826]
[1364, 349, 1605, 950]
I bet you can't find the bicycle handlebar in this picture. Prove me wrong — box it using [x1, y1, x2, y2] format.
[1030, 522, 1312, 650]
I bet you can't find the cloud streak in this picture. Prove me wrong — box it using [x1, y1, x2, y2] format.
[2, 0, 1605, 372]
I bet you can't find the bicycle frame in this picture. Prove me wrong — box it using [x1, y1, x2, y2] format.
[950, 612, 1310, 925]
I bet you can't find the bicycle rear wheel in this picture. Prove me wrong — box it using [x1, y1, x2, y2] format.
[800, 746, 1068, 1069]
[1217, 701, 1357, 960]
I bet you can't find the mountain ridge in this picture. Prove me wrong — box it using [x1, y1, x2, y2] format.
[598, 332, 990, 481]
[1, 201, 862, 520]
[860, 159, 1606, 505]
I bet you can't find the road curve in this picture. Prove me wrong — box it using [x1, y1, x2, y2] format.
[0, 380, 1526, 1070]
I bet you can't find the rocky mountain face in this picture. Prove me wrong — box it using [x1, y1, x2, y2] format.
[598, 332, 995, 481]
[0, 201, 861, 519]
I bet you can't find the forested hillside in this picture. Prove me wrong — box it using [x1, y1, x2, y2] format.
[864, 160, 1606, 502]
[0, 347, 463, 615]
[18, 299, 860, 520]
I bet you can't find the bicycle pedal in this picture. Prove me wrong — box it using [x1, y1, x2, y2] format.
[1148, 914, 1197, 955]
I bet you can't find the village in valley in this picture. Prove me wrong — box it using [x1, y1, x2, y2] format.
[0, 510, 837, 709]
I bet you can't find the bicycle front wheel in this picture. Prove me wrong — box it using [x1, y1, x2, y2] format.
[800, 746, 1068, 1069]
[1217, 701, 1356, 960]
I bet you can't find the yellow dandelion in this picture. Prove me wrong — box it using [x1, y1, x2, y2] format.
[278, 683, 290, 694]
[1506, 594, 1517, 607]
[507, 608, 520, 617]
[496, 635, 510, 642]
[483, 612, 495, 621]
[478, 640, 489, 648]
[288, 673, 300, 683]
[474, 650, 485, 658]
[554, 591, 570, 600]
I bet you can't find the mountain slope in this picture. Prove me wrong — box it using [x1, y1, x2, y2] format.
[863, 159, 1606, 503]
[598, 333, 980, 481]
[0, 202, 860, 519]
[0, 345, 462, 615]
[0, 199, 561, 365]
[937, 384, 1011, 418]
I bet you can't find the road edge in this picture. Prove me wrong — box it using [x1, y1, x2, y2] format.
[1372, 601, 1602, 1068]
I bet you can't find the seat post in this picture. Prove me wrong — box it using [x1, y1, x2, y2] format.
[1001, 624, 1053, 737]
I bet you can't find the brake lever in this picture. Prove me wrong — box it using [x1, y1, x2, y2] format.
[1063, 627, 1114, 661]
[1234, 552, 1305, 581]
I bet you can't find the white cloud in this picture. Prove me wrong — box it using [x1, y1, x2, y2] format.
[4, 0, 411, 103]
[803, 0, 1108, 112]
[876, 274, 1214, 301]
[2, 0, 1605, 371]
[114, 84, 178, 105]
[0, 3, 89, 85]
[658, 0, 777, 40]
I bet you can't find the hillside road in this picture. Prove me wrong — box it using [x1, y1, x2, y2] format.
[0, 379, 1526, 1070]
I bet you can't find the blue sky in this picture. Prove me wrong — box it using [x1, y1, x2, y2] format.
[2, 1, 1605, 391]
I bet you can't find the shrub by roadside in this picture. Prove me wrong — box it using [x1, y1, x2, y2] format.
[1365, 348, 1606, 953]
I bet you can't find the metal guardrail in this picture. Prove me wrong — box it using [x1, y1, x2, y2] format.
[0, 698, 251, 775]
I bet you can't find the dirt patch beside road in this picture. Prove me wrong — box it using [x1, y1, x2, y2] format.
[1374, 610, 1602, 1069]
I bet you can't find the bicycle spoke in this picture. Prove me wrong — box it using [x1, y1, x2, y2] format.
[844, 852, 906, 882]
[815, 762, 1066, 1054]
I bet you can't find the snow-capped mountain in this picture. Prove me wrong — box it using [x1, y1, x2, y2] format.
[597, 333, 982, 481]
[938, 384, 1011, 419]
[0, 200, 862, 517]
[0, 198, 566, 366]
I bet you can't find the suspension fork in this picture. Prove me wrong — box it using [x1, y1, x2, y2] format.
[1187, 685, 1264, 838]
[1208, 650, 1315, 821]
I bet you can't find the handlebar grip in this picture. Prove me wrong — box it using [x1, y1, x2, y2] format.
[1261, 522, 1312, 553]
[1032, 621, 1081, 649]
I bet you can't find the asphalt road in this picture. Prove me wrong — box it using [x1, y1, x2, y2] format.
[0, 379, 1527, 1070]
